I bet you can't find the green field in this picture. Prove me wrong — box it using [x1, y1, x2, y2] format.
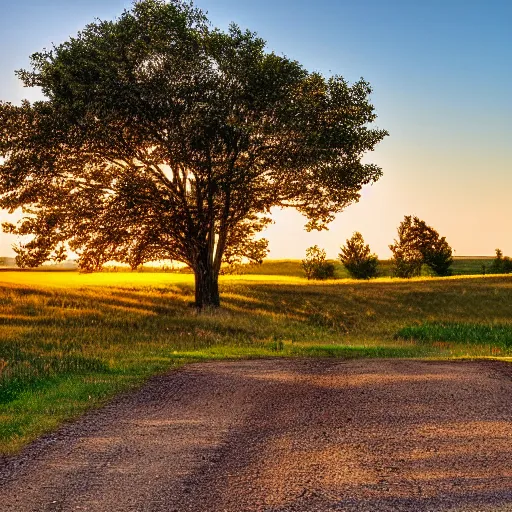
[0, 263, 510, 453]
[242, 257, 494, 278]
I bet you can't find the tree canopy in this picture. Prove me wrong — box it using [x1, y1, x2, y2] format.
[0, 0, 388, 308]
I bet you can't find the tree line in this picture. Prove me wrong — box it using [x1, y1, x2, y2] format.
[302, 215, 510, 280]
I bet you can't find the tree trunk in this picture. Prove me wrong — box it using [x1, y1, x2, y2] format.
[194, 262, 220, 310]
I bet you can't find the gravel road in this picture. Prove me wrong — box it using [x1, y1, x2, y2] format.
[2, 359, 512, 511]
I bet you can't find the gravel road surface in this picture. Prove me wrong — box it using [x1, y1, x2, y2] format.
[1, 359, 512, 511]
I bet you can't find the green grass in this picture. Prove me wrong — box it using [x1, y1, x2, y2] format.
[241, 257, 493, 278]
[242, 258, 396, 278]
[396, 322, 512, 347]
[451, 257, 494, 275]
[0, 266, 510, 453]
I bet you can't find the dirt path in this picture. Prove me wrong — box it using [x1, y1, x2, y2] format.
[2, 359, 512, 511]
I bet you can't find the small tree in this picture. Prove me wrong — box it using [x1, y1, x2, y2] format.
[339, 232, 378, 279]
[389, 216, 453, 278]
[302, 246, 335, 280]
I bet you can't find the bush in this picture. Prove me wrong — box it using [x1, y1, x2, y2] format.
[339, 232, 379, 279]
[302, 246, 335, 280]
[423, 237, 453, 277]
[490, 249, 512, 274]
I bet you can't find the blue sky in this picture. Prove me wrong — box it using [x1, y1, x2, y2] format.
[1, 0, 511, 258]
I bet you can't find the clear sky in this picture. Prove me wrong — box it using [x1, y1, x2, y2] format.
[1, 0, 511, 259]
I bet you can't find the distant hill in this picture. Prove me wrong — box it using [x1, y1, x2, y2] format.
[0, 258, 78, 270]
[0, 257, 17, 268]
[0, 256, 495, 276]
[242, 258, 494, 278]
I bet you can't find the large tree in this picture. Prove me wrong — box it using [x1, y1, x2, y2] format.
[0, 0, 387, 308]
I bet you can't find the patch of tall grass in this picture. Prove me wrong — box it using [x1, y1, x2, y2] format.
[396, 322, 512, 347]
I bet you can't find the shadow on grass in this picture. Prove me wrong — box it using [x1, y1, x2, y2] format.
[219, 276, 512, 335]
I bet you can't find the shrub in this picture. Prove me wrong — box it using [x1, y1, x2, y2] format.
[302, 246, 335, 280]
[490, 249, 512, 274]
[423, 237, 453, 277]
[339, 232, 379, 279]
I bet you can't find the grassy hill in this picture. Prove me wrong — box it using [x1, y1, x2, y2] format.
[0, 256, 494, 276]
[241, 257, 493, 278]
